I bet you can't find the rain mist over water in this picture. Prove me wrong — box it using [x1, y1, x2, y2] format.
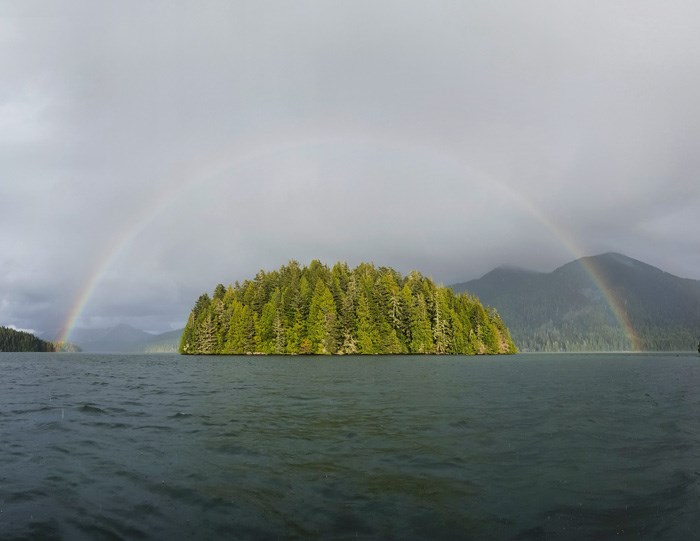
[1, 353, 699, 540]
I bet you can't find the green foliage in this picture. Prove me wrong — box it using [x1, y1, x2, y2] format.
[179, 261, 518, 355]
[0, 326, 56, 352]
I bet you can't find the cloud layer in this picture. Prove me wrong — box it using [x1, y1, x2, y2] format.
[2, 1, 699, 335]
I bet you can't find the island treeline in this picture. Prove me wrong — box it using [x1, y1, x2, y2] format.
[0, 326, 55, 352]
[179, 260, 517, 355]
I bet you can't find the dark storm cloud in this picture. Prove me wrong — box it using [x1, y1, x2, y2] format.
[2, 1, 699, 334]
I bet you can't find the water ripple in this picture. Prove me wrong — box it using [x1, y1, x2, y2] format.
[1, 352, 699, 540]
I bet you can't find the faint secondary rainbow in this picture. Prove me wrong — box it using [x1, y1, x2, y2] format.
[57, 131, 640, 350]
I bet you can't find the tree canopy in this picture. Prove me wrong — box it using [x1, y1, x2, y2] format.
[0, 326, 56, 352]
[179, 260, 517, 355]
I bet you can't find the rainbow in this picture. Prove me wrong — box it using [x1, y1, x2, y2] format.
[57, 132, 640, 350]
[492, 187, 640, 351]
[58, 133, 332, 344]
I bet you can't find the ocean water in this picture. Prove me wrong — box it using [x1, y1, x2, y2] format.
[1, 352, 699, 540]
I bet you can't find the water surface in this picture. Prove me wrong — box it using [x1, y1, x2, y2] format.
[1, 353, 699, 539]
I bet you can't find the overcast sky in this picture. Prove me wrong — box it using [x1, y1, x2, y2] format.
[2, 0, 699, 336]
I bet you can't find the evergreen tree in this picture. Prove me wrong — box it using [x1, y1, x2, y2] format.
[197, 312, 217, 354]
[410, 293, 434, 353]
[0, 326, 56, 352]
[179, 313, 196, 354]
[213, 283, 226, 300]
[432, 289, 452, 354]
[355, 289, 380, 354]
[308, 281, 338, 354]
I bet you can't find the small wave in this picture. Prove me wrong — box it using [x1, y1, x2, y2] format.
[69, 513, 148, 539]
[87, 421, 130, 429]
[6, 488, 48, 503]
[11, 405, 55, 415]
[115, 468, 146, 483]
[211, 443, 258, 456]
[11, 518, 61, 540]
[169, 412, 193, 418]
[37, 420, 71, 431]
[201, 420, 226, 427]
[133, 501, 163, 518]
[133, 424, 173, 432]
[78, 404, 106, 414]
[123, 411, 149, 418]
[106, 406, 128, 414]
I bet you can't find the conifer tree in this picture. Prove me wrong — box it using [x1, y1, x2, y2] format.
[0, 326, 56, 352]
[410, 293, 434, 353]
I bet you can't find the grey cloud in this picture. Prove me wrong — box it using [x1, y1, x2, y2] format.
[2, 1, 699, 335]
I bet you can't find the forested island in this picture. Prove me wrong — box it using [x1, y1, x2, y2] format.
[179, 260, 517, 355]
[0, 326, 56, 352]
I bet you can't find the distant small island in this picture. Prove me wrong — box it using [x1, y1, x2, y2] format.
[179, 260, 517, 355]
[53, 341, 82, 353]
[0, 326, 56, 352]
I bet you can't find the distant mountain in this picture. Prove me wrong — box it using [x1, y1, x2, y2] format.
[73, 324, 154, 353]
[44, 324, 183, 353]
[451, 253, 700, 352]
[144, 329, 182, 353]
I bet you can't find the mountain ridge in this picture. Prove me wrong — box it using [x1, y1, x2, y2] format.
[42, 324, 183, 353]
[451, 252, 700, 352]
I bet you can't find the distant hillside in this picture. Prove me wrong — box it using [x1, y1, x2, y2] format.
[180, 260, 517, 355]
[0, 326, 56, 352]
[451, 253, 700, 352]
[144, 329, 182, 353]
[46, 324, 183, 353]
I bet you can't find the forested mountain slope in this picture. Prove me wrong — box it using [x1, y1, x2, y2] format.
[0, 326, 55, 352]
[452, 253, 700, 351]
[180, 260, 517, 355]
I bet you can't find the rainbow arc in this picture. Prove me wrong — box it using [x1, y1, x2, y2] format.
[58, 134, 640, 350]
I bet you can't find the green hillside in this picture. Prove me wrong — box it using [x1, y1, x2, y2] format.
[180, 260, 517, 355]
[0, 326, 56, 352]
[144, 329, 183, 353]
[452, 253, 700, 352]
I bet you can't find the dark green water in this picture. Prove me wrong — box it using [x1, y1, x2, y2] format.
[1, 353, 699, 540]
